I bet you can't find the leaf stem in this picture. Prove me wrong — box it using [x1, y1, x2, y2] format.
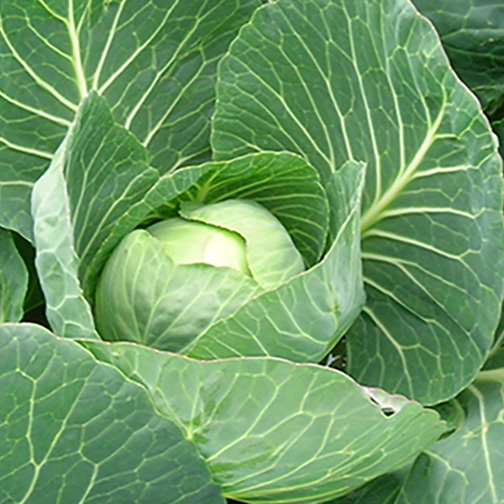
[68, 0, 88, 99]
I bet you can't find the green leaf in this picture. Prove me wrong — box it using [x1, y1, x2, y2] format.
[0, 228, 28, 322]
[0, 0, 261, 240]
[333, 372, 504, 504]
[95, 228, 262, 351]
[31, 139, 99, 340]
[47, 92, 157, 299]
[173, 152, 331, 269]
[180, 200, 305, 289]
[413, 0, 504, 120]
[33, 92, 355, 356]
[185, 161, 365, 362]
[0, 323, 225, 504]
[212, 0, 504, 404]
[83, 339, 445, 504]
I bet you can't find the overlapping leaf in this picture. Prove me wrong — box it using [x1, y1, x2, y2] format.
[83, 339, 444, 504]
[10, 234, 46, 316]
[32, 92, 363, 360]
[212, 0, 504, 404]
[0, 0, 261, 240]
[31, 138, 99, 340]
[332, 371, 504, 504]
[0, 323, 225, 504]
[185, 161, 365, 362]
[0, 229, 27, 322]
[483, 314, 504, 371]
[414, 0, 504, 120]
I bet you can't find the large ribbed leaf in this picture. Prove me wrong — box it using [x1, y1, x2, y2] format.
[414, 0, 504, 120]
[212, 0, 504, 404]
[0, 0, 260, 240]
[332, 370, 504, 504]
[0, 324, 225, 504]
[0, 229, 28, 322]
[83, 339, 444, 504]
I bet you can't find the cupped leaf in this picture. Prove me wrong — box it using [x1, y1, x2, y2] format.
[0, 323, 225, 504]
[85, 147, 331, 302]
[184, 161, 365, 362]
[212, 0, 504, 404]
[0, 228, 28, 322]
[147, 216, 251, 274]
[333, 371, 504, 504]
[0, 0, 261, 240]
[33, 92, 355, 357]
[83, 339, 445, 504]
[147, 151, 331, 270]
[31, 140, 99, 340]
[414, 0, 504, 120]
[180, 199, 305, 289]
[95, 229, 262, 351]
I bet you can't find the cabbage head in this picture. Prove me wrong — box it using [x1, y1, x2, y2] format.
[96, 199, 305, 351]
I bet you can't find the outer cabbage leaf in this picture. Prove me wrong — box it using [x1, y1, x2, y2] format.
[414, 0, 504, 120]
[212, 0, 504, 404]
[82, 339, 445, 504]
[31, 139, 100, 340]
[0, 228, 28, 322]
[0, 0, 261, 240]
[0, 323, 225, 504]
[332, 371, 504, 504]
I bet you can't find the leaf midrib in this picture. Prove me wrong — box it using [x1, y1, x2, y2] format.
[360, 103, 446, 235]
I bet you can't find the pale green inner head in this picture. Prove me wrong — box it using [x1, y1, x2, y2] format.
[147, 217, 251, 275]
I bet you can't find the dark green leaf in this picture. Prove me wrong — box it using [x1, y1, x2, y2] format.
[414, 0, 504, 120]
[0, 323, 225, 504]
[212, 0, 504, 404]
[0, 229, 28, 322]
[333, 372, 504, 504]
[0, 0, 261, 240]
[83, 339, 445, 504]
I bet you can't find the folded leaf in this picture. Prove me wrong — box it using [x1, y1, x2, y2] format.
[83, 339, 445, 504]
[0, 0, 261, 240]
[332, 370, 504, 504]
[31, 140, 99, 340]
